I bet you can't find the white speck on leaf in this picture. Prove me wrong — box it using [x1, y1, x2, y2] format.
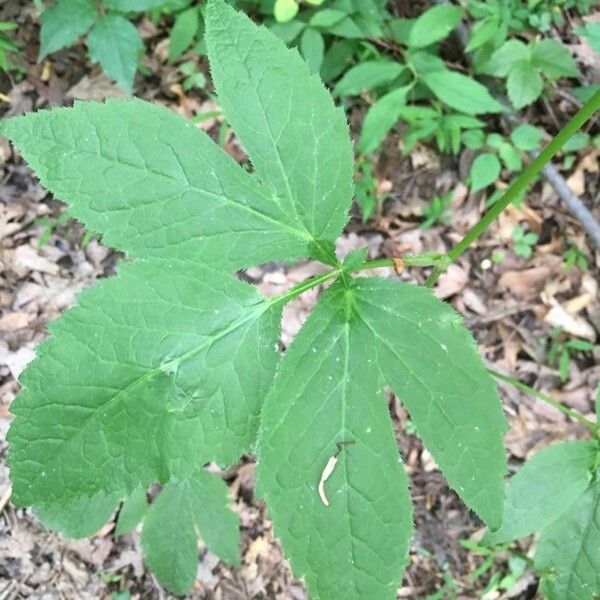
[318, 455, 338, 507]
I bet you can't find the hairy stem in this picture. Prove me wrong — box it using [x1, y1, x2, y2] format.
[489, 368, 598, 434]
[268, 268, 341, 306]
[426, 88, 600, 288]
[267, 254, 449, 306]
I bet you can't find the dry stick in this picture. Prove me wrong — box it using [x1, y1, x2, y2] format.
[542, 162, 600, 248]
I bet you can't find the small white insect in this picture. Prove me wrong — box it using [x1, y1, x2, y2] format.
[318, 440, 355, 507]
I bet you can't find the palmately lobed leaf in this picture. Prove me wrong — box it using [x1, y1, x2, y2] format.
[350, 277, 507, 529]
[205, 0, 354, 257]
[258, 275, 507, 600]
[0, 99, 313, 270]
[142, 469, 240, 596]
[8, 259, 282, 507]
[258, 280, 414, 600]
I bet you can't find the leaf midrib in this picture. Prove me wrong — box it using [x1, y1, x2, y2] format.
[23, 301, 271, 495]
[33, 130, 313, 245]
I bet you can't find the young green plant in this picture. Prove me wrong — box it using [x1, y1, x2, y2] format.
[2, 2, 600, 599]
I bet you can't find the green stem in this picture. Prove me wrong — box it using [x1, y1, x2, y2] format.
[488, 368, 599, 435]
[269, 268, 341, 307]
[426, 89, 600, 288]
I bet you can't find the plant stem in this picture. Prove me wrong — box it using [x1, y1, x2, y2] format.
[426, 89, 600, 288]
[488, 368, 599, 435]
[269, 268, 341, 306]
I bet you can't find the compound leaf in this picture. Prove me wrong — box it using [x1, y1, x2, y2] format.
[486, 440, 598, 544]
[535, 475, 600, 600]
[36, 490, 120, 539]
[351, 278, 507, 528]
[258, 280, 413, 600]
[142, 469, 240, 596]
[205, 0, 354, 254]
[8, 260, 282, 507]
[0, 99, 312, 269]
[39, 0, 97, 60]
[87, 14, 143, 95]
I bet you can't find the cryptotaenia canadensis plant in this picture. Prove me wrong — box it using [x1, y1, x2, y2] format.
[3, 1, 600, 598]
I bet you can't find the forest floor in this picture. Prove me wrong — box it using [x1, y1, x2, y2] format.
[1, 2, 599, 599]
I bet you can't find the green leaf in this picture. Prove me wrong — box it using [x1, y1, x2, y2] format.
[258, 280, 413, 600]
[320, 39, 356, 82]
[359, 85, 411, 154]
[535, 475, 600, 600]
[499, 143, 522, 172]
[466, 16, 500, 53]
[333, 60, 405, 96]
[115, 487, 148, 535]
[573, 84, 600, 104]
[510, 124, 542, 151]
[39, 0, 96, 60]
[507, 60, 543, 109]
[348, 278, 507, 528]
[462, 129, 485, 150]
[142, 469, 240, 595]
[327, 16, 364, 39]
[205, 0, 354, 253]
[562, 132, 590, 153]
[407, 49, 445, 76]
[0, 99, 312, 270]
[407, 5, 462, 49]
[531, 39, 578, 79]
[269, 20, 305, 43]
[36, 491, 119, 538]
[485, 441, 598, 544]
[87, 14, 143, 95]
[576, 23, 600, 53]
[470, 152, 501, 192]
[421, 69, 504, 115]
[309, 8, 347, 28]
[487, 40, 529, 77]
[342, 247, 369, 270]
[595, 384, 600, 417]
[300, 27, 324, 74]
[559, 349, 570, 382]
[7, 260, 282, 507]
[103, 0, 166, 9]
[168, 7, 199, 62]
